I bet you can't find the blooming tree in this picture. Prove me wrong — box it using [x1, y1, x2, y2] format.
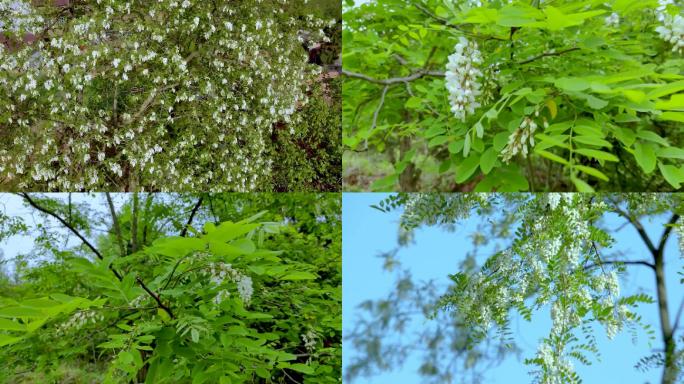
[347, 193, 684, 384]
[343, 0, 684, 192]
[0, 193, 341, 383]
[0, 0, 336, 191]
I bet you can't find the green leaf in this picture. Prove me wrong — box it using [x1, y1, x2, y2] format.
[634, 142, 657, 174]
[658, 147, 684, 159]
[655, 94, 684, 110]
[658, 162, 683, 189]
[575, 165, 609, 181]
[555, 77, 591, 92]
[658, 111, 684, 122]
[535, 149, 569, 165]
[493, 132, 510, 151]
[571, 175, 595, 192]
[425, 126, 446, 138]
[647, 80, 684, 99]
[574, 148, 619, 162]
[455, 155, 481, 184]
[0, 318, 25, 331]
[0, 307, 46, 318]
[255, 368, 271, 379]
[479, 148, 498, 174]
[404, 96, 422, 109]
[428, 135, 448, 147]
[636, 130, 669, 146]
[463, 133, 471, 157]
[281, 272, 317, 281]
[287, 364, 315, 375]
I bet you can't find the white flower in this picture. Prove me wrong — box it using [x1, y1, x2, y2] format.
[445, 37, 483, 121]
[655, 2, 684, 53]
[605, 12, 620, 27]
[501, 117, 537, 162]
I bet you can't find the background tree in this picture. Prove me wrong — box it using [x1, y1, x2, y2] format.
[0, 192, 341, 383]
[0, 0, 341, 192]
[342, 0, 684, 192]
[346, 193, 684, 384]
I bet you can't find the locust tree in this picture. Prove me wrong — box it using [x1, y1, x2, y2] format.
[343, 0, 684, 191]
[0, 0, 336, 191]
[0, 193, 341, 383]
[347, 193, 684, 384]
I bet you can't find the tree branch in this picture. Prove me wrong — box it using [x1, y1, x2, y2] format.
[105, 193, 126, 258]
[180, 196, 204, 237]
[342, 69, 445, 85]
[18, 192, 123, 281]
[136, 276, 174, 319]
[583, 259, 656, 271]
[515, 47, 580, 65]
[657, 214, 680, 253]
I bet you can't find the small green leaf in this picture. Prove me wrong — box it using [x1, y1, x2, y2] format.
[574, 148, 619, 162]
[571, 176, 595, 192]
[479, 148, 498, 174]
[658, 162, 683, 189]
[281, 272, 317, 281]
[455, 155, 481, 183]
[634, 142, 657, 174]
[575, 165, 609, 181]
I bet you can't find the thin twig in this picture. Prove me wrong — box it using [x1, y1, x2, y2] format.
[342, 69, 445, 85]
[516, 47, 581, 65]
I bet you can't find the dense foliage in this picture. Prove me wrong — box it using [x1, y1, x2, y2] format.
[347, 193, 684, 384]
[343, 0, 684, 192]
[0, 193, 341, 383]
[0, 0, 341, 192]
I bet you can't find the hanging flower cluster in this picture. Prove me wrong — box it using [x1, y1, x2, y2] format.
[207, 262, 254, 305]
[0, 0, 41, 33]
[655, 0, 684, 53]
[500, 116, 538, 163]
[0, 0, 334, 191]
[444, 36, 483, 121]
[56, 309, 104, 334]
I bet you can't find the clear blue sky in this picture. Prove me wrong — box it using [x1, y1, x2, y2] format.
[343, 193, 683, 384]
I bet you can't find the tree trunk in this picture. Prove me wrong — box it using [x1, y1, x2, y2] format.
[655, 248, 677, 384]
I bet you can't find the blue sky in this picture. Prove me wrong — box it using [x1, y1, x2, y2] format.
[343, 193, 683, 384]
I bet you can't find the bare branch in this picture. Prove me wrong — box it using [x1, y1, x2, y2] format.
[18, 192, 123, 281]
[105, 193, 126, 257]
[584, 259, 656, 271]
[180, 196, 204, 237]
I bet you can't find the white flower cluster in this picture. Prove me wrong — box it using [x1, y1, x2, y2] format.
[535, 342, 575, 384]
[0, 0, 334, 191]
[501, 117, 537, 163]
[401, 193, 488, 229]
[605, 12, 620, 27]
[445, 37, 483, 121]
[0, 0, 42, 33]
[655, 0, 684, 53]
[207, 262, 254, 305]
[302, 328, 319, 352]
[676, 223, 684, 257]
[57, 310, 104, 334]
[543, 193, 574, 211]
